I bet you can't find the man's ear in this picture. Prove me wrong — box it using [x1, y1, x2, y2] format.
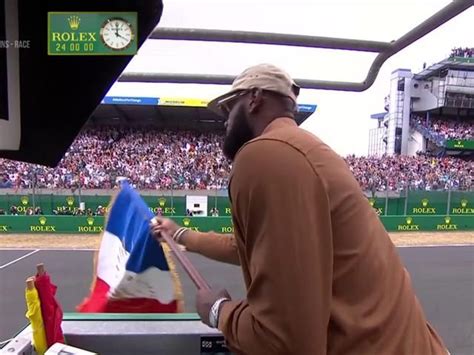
[248, 88, 264, 114]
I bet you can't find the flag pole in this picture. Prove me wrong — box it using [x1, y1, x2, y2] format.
[160, 231, 211, 290]
[152, 219, 211, 290]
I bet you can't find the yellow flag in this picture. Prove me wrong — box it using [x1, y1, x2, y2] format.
[25, 284, 48, 355]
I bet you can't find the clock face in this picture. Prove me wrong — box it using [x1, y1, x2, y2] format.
[100, 18, 134, 50]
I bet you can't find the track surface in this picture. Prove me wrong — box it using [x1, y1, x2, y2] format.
[0, 246, 473, 354]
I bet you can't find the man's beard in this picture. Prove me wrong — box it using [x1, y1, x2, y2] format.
[222, 107, 254, 161]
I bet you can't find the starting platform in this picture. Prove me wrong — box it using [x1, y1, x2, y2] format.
[1, 313, 232, 355]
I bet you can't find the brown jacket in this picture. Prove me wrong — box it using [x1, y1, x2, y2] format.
[187, 117, 447, 355]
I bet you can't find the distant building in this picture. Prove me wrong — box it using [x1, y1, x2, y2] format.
[369, 51, 474, 157]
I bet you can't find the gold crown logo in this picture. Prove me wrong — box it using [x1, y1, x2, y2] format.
[39, 216, 47, 225]
[421, 198, 429, 207]
[67, 15, 81, 30]
[87, 217, 94, 226]
[461, 199, 468, 208]
[183, 218, 191, 227]
[66, 196, 75, 206]
[20, 196, 29, 205]
[159, 197, 166, 207]
[444, 216, 451, 224]
[368, 198, 375, 207]
[406, 217, 413, 225]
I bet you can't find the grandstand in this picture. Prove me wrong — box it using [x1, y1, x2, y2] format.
[369, 47, 474, 158]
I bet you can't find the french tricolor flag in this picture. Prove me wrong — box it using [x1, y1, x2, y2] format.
[77, 182, 183, 313]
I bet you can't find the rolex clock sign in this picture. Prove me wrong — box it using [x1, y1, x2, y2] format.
[48, 13, 137, 55]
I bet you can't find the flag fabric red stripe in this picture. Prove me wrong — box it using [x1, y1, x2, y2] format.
[77, 278, 179, 313]
[34, 273, 64, 347]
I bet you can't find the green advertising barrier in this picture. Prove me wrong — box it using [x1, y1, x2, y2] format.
[449, 191, 474, 215]
[367, 191, 473, 216]
[367, 197, 405, 216]
[0, 194, 187, 216]
[0, 215, 106, 234]
[1, 191, 472, 217]
[382, 215, 473, 231]
[445, 139, 474, 150]
[406, 190, 448, 215]
[0, 215, 472, 234]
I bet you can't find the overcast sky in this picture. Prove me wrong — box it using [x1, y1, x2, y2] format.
[106, 0, 473, 156]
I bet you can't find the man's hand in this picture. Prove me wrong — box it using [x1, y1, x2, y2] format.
[196, 288, 231, 327]
[150, 216, 180, 242]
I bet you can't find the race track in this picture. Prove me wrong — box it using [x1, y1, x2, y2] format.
[1, 245, 473, 354]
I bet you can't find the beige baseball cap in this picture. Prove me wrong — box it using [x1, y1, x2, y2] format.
[207, 63, 300, 117]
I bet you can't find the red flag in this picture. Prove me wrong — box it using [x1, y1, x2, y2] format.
[34, 268, 64, 347]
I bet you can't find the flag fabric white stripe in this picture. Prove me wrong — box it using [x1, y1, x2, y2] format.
[97, 231, 175, 303]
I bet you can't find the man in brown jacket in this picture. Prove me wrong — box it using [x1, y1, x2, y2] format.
[151, 64, 448, 355]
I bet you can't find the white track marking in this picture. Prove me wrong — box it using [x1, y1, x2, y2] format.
[0, 249, 40, 270]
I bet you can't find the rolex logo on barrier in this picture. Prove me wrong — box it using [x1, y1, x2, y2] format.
[20, 196, 29, 205]
[369, 198, 375, 207]
[78, 216, 103, 233]
[437, 215, 458, 231]
[412, 198, 436, 214]
[30, 216, 56, 233]
[397, 216, 420, 231]
[159, 197, 166, 207]
[66, 196, 75, 206]
[451, 198, 473, 215]
[182, 217, 199, 231]
[68, 15, 81, 30]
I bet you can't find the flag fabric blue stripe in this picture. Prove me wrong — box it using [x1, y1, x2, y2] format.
[105, 182, 170, 272]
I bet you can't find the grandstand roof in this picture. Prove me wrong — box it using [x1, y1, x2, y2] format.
[370, 112, 386, 120]
[90, 96, 317, 130]
[414, 56, 474, 80]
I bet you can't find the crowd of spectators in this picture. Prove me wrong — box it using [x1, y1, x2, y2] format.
[411, 116, 473, 141]
[450, 47, 474, 58]
[346, 154, 472, 192]
[0, 126, 472, 192]
[0, 127, 231, 190]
